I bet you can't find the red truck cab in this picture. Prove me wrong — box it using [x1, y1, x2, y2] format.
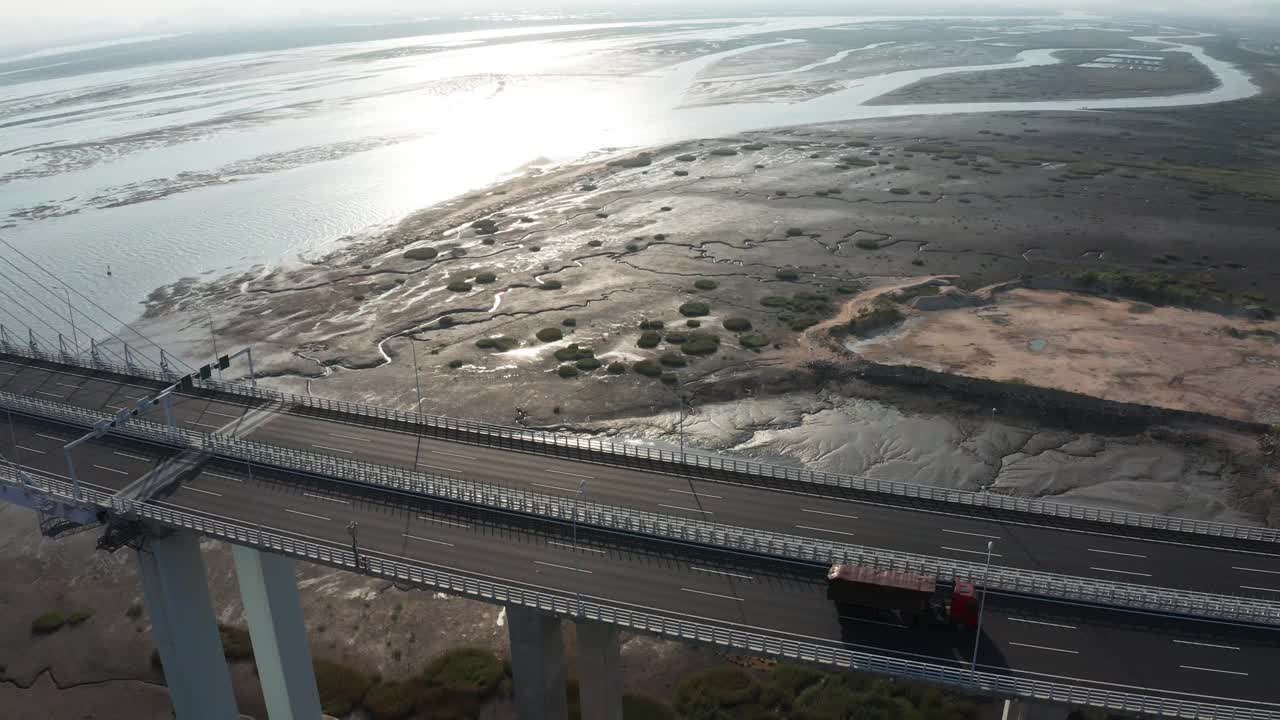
[948, 582, 979, 629]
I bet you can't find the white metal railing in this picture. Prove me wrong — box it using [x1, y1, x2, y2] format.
[5, 347, 1276, 545]
[0, 463, 1275, 720]
[4, 387, 1278, 628]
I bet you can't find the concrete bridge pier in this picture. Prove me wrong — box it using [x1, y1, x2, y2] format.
[506, 605, 569, 720]
[232, 545, 322, 720]
[137, 530, 239, 720]
[575, 621, 624, 720]
[1002, 699, 1071, 720]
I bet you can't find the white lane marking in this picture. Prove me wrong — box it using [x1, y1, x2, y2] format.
[548, 541, 607, 554]
[205, 472, 243, 483]
[185, 420, 220, 429]
[284, 508, 331, 521]
[105, 404, 125, 411]
[1008, 617, 1076, 630]
[417, 462, 460, 473]
[801, 508, 859, 520]
[92, 465, 129, 475]
[941, 546, 1004, 558]
[796, 524, 856, 537]
[941, 528, 1001, 540]
[535, 560, 591, 574]
[690, 567, 754, 581]
[56, 382, 81, 389]
[1179, 665, 1248, 677]
[403, 533, 454, 547]
[303, 492, 350, 505]
[1009, 642, 1078, 654]
[1233, 566, 1280, 575]
[205, 410, 241, 419]
[185, 487, 223, 497]
[681, 587, 743, 602]
[36, 433, 64, 441]
[1087, 548, 1147, 559]
[531, 482, 572, 492]
[668, 489, 723, 499]
[0, 370, 15, 375]
[114, 451, 150, 461]
[546, 469, 594, 479]
[839, 615, 907, 629]
[36, 391, 64, 398]
[311, 444, 353, 454]
[1090, 566, 1152, 578]
[432, 450, 476, 460]
[658, 504, 712, 514]
[328, 432, 363, 441]
[1174, 640, 1239, 651]
[418, 516, 470, 529]
[1240, 585, 1280, 593]
[15, 445, 45, 454]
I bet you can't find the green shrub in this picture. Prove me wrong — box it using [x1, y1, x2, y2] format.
[607, 362, 627, 374]
[575, 357, 602, 371]
[313, 658, 372, 717]
[587, 239, 604, 247]
[739, 333, 769, 349]
[633, 360, 662, 377]
[554, 344, 594, 362]
[674, 667, 760, 717]
[639, 319, 665, 330]
[709, 148, 738, 156]
[539, 279, 563, 290]
[423, 648, 506, 696]
[660, 372, 678, 385]
[536, 328, 564, 343]
[562, 318, 577, 327]
[776, 268, 800, 281]
[31, 612, 66, 635]
[219, 624, 254, 662]
[664, 332, 688, 344]
[476, 336, 518, 352]
[785, 228, 805, 237]
[470, 218, 499, 234]
[403, 247, 439, 261]
[446, 281, 472, 292]
[847, 302, 905, 337]
[889, 187, 911, 195]
[363, 681, 416, 720]
[682, 332, 720, 356]
[679, 302, 709, 317]
[677, 154, 697, 161]
[659, 353, 687, 367]
[694, 279, 719, 290]
[686, 319, 701, 328]
[761, 296, 789, 308]
[638, 331, 661, 348]
[125, 602, 143, 619]
[475, 338, 495, 349]
[447, 359, 464, 369]
[474, 272, 497, 284]
[66, 611, 92, 627]
[723, 317, 752, 332]
[557, 365, 579, 378]
[623, 694, 676, 720]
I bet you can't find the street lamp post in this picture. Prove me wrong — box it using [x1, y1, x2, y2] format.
[206, 311, 221, 378]
[347, 521, 360, 567]
[50, 287, 78, 356]
[970, 540, 994, 674]
[409, 337, 423, 413]
[572, 478, 587, 615]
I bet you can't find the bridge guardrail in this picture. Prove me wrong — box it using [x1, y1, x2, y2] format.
[4, 385, 1280, 627]
[5, 347, 1277, 545]
[1, 464, 1274, 720]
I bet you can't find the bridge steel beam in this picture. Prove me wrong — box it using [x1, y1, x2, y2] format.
[136, 530, 239, 720]
[575, 621, 624, 720]
[232, 545, 322, 720]
[506, 605, 569, 720]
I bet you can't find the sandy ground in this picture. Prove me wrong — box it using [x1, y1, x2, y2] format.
[854, 287, 1280, 424]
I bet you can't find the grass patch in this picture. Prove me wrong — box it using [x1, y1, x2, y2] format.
[660, 372, 678, 385]
[775, 268, 800, 281]
[446, 281, 472, 292]
[664, 332, 688, 344]
[538, 279, 563, 290]
[639, 319, 665, 330]
[447, 359, 463, 369]
[889, 187, 911, 195]
[125, 602, 143, 619]
[562, 318, 577, 327]
[475, 336, 518, 351]
[633, 359, 662, 377]
[659, 352, 687, 367]
[575, 357, 602, 371]
[535, 327, 564, 342]
[363, 681, 416, 720]
[554, 344, 595, 362]
[557, 365, 579, 378]
[686, 319, 701, 328]
[762, 291, 836, 331]
[218, 624, 254, 662]
[474, 272, 497, 284]
[637, 331, 661, 349]
[694, 279, 719, 290]
[739, 333, 769, 349]
[31, 612, 66, 636]
[674, 667, 760, 717]
[1071, 270, 1234, 308]
[402, 247, 439, 261]
[679, 301, 710, 317]
[607, 362, 627, 374]
[722, 317, 752, 332]
[845, 300, 906, 337]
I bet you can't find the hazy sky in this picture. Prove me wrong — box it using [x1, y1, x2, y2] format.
[2, 0, 1276, 47]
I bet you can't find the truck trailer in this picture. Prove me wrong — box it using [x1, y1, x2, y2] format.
[827, 564, 979, 629]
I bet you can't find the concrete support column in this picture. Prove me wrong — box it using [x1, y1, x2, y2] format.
[575, 621, 623, 720]
[506, 605, 568, 720]
[233, 545, 322, 720]
[137, 531, 239, 720]
[1002, 699, 1071, 720]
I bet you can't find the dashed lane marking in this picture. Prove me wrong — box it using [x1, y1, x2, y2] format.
[681, 588, 743, 602]
[535, 560, 591, 574]
[690, 567, 754, 581]
[796, 525, 855, 537]
[1179, 665, 1247, 677]
[548, 541, 607, 554]
[403, 533, 454, 547]
[284, 509, 331, 521]
[1009, 642, 1078, 654]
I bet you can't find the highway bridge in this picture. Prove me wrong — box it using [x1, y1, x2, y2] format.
[2, 343, 1280, 720]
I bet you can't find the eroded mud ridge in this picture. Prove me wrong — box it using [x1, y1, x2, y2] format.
[143, 108, 1280, 522]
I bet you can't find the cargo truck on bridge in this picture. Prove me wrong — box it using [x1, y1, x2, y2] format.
[827, 564, 979, 629]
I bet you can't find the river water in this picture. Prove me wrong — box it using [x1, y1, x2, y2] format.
[0, 16, 1259, 328]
